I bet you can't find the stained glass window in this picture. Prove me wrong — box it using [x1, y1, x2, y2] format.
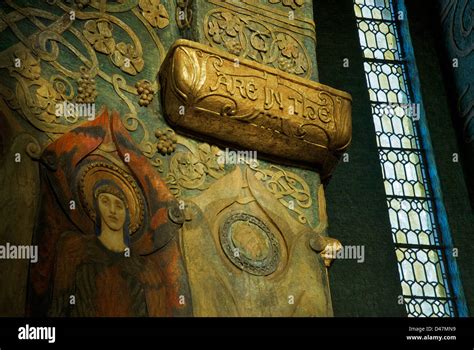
[353, 0, 457, 317]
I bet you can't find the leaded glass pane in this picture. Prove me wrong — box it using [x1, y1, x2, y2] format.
[387, 198, 439, 245]
[364, 62, 409, 103]
[396, 248, 451, 299]
[372, 103, 419, 148]
[354, 0, 394, 20]
[357, 20, 400, 60]
[404, 297, 455, 318]
[378, 149, 428, 197]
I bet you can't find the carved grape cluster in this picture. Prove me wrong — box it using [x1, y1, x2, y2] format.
[155, 128, 177, 155]
[135, 80, 155, 107]
[76, 70, 97, 104]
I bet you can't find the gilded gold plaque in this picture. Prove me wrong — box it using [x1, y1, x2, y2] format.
[159, 39, 352, 178]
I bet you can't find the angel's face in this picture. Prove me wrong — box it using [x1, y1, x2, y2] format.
[98, 192, 126, 232]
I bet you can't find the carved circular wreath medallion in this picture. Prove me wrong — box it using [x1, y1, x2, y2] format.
[220, 212, 280, 276]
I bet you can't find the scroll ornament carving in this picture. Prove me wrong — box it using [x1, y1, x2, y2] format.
[11, 49, 41, 81]
[74, 0, 91, 10]
[176, 0, 193, 29]
[82, 19, 146, 75]
[440, 0, 474, 57]
[0, 1, 168, 169]
[8, 48, 70, 132]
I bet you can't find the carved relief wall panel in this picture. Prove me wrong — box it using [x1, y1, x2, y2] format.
[439, 0, 474, 143]
[0, 0, 351, 317]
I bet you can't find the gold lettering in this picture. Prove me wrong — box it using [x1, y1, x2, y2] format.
[211, 75, 261, 101]
[319, 107, 330, 122]
[233, 78, 246, 98]
[274, 91, 283, 110]
[210, 73, 232, 93]
[288, 96, 303, 115]
[305, 106, 317, 120]
[264, 88, 284, 110]
[264, 88, 273, 110]
[247, 81, 258, 101]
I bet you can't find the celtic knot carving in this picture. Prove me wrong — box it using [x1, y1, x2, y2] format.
[251, 164, 312, 224]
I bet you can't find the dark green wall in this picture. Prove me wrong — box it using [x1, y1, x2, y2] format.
[314, 0, 473, 317]
[314, 0, 406, 317]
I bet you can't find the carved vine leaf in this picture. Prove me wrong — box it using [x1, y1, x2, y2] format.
[224, 39, 242, 55]
[83, 20, 115, 55]
[83, 18, 145, 75]
[11, 49, 41, 81]
[170, 151, 206, 189]
[277, 33, 299, 58]
[293, 53, 308, 74]
[218, 12, 241, 37]
[276, 33, 308, 75]
[196, 143, 225, 178]
[111, 42, 144, 75]
[166, 143, 225, 197]
[35, 82, 62, 123]
[208, 21, 223, 44]
[208, 11, 243, 47]
[139, 0, 170, 29]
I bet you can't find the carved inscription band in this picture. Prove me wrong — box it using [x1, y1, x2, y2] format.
[159, 39, 352, 178]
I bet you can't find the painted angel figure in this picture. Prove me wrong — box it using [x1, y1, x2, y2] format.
[29, 109, 192, 317]
[48, 180, 149, 317]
